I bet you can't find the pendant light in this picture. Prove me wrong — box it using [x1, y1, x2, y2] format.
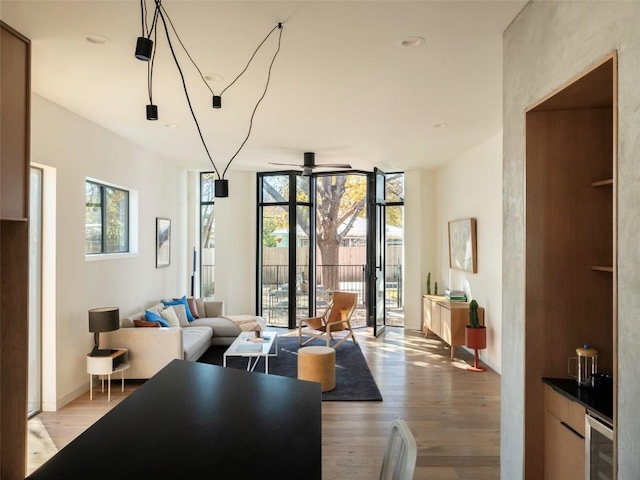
[134, 1, 284, 197]
[135, 36, 153, 61]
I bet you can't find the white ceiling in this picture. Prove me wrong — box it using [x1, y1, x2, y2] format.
[0, 0, 526, 175]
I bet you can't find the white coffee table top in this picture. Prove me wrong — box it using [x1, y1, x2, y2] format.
[223, 331, 278, 374]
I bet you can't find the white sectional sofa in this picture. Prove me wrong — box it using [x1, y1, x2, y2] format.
[100, 299, 265, 379]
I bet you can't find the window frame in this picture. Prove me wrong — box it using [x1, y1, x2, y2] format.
[199, 172, 216, 298]
[85, 178, 138, 261]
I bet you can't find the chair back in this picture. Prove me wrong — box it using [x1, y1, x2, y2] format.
[379, 419, 417, 480]
[326, 292, 357, 330]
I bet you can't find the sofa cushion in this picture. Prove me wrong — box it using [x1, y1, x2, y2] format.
[163, 296, 195, 322]
[171, 304, 190, 327]
[182, 327, 213, 360]
[188, 317, 242, 338]
[147, 302, 165, 315]
[187, 297, 200, 319]
[194, 299, 224, 318]
[145, 309, 170, 327]
[133, 319, 160, 328]
[160, 306, 181, 328]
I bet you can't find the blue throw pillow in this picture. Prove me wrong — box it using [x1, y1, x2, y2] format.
[145, 309, 170, 328]
[163, 296, 194, 322]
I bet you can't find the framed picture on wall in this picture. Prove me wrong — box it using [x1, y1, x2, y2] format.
[448, 218, 477, 273]
[156, 217, 171, 268]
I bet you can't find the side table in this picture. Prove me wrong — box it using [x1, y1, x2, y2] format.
[87, 348, 131, 401]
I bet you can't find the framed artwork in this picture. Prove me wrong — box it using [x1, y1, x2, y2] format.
[448, 218, 477, 273]
[156, 217, 171, 268]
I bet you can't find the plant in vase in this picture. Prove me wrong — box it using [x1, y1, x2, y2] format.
[465, 299, 486, 372]
[426, 272, 431, 295]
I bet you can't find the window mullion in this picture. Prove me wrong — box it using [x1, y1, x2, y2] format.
[101, 186, 107, 253]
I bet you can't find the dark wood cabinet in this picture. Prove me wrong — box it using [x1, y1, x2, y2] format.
[0, 21, 30, 480]
[1, 22, 30, 220]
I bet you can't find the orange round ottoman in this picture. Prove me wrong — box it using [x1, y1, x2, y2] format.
[298, 346, 336, 392]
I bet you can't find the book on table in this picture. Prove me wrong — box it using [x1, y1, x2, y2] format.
[247, 336, 271, 343]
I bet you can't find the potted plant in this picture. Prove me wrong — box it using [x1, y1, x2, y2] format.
[465, 299, 486, 372]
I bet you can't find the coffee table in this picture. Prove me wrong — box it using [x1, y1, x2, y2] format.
[223, 331, 278, 374]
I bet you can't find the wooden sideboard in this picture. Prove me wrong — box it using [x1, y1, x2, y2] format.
[422, 295, 484, 360]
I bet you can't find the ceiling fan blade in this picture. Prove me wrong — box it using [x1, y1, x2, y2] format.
[314, 163, 352, 169]
[268, 162, 303, 167]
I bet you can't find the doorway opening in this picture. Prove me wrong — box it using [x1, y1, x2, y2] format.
[28, 167, 43, 417]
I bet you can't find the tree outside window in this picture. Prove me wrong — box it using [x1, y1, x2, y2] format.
[85, 180, 129, 254]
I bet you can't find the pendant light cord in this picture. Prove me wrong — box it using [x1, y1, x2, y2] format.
[139, 0, 284, 181]
[147, 26, 157, 104]
[220, 23, 280, 97]
[222, 23, 283, 178]
[157, 2, 214, 97]
[155, 1, 220, 178]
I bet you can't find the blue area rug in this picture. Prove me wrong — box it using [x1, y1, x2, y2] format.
[197, 336, 382, 401]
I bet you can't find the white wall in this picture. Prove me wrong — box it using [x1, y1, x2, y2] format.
[436, 133, 503, 372]
[31, 95, 188, 409]
[211, 170, 257, 315]
[503, 2, 640, 478]
[404, 169, 438, 330]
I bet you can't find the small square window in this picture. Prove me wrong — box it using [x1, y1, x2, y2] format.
[86, 180, 129, 254]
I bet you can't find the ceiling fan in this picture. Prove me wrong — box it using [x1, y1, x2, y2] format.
[269, 152, 352, 176]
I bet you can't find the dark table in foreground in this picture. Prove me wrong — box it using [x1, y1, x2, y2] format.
[29, 360, 322, 479]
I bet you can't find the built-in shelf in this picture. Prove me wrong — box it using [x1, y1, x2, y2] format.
[525, 53, 617, 480]
[592, 179, 613, 187]
[591, 265, 614, 272]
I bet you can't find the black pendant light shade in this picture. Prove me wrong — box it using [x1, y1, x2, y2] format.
[214, 179, 229, 197]
[146, 104, 158, 121]
[212, 96, 222, 109]
[135, 37, 154, 61]
[304, 152, 315, 166]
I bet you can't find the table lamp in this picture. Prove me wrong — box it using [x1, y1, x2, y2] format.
[89, 307, 120, 357]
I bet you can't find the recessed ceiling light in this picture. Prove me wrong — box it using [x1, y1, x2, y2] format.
[434, 123, 448, 128]
[400, 36, 425, 48]
[165, 124, 178, 128]
[85, 34, 109, 45]
[204, 74, 224, 83]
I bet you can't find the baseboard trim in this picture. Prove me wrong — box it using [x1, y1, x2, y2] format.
[42, 382, 90, 412]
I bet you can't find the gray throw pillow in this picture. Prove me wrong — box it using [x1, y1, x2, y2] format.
[171, 304, 190, 327]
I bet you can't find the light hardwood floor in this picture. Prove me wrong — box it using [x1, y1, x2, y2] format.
[35, 327, 500, 479]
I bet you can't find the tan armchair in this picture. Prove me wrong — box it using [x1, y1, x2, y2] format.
[298, 291, 359, 348]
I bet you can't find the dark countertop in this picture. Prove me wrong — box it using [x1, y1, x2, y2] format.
[28, 360, 322, 479]
[542, 377, 613, 425]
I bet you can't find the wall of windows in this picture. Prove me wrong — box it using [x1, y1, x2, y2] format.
[257, 171, 405, 329]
